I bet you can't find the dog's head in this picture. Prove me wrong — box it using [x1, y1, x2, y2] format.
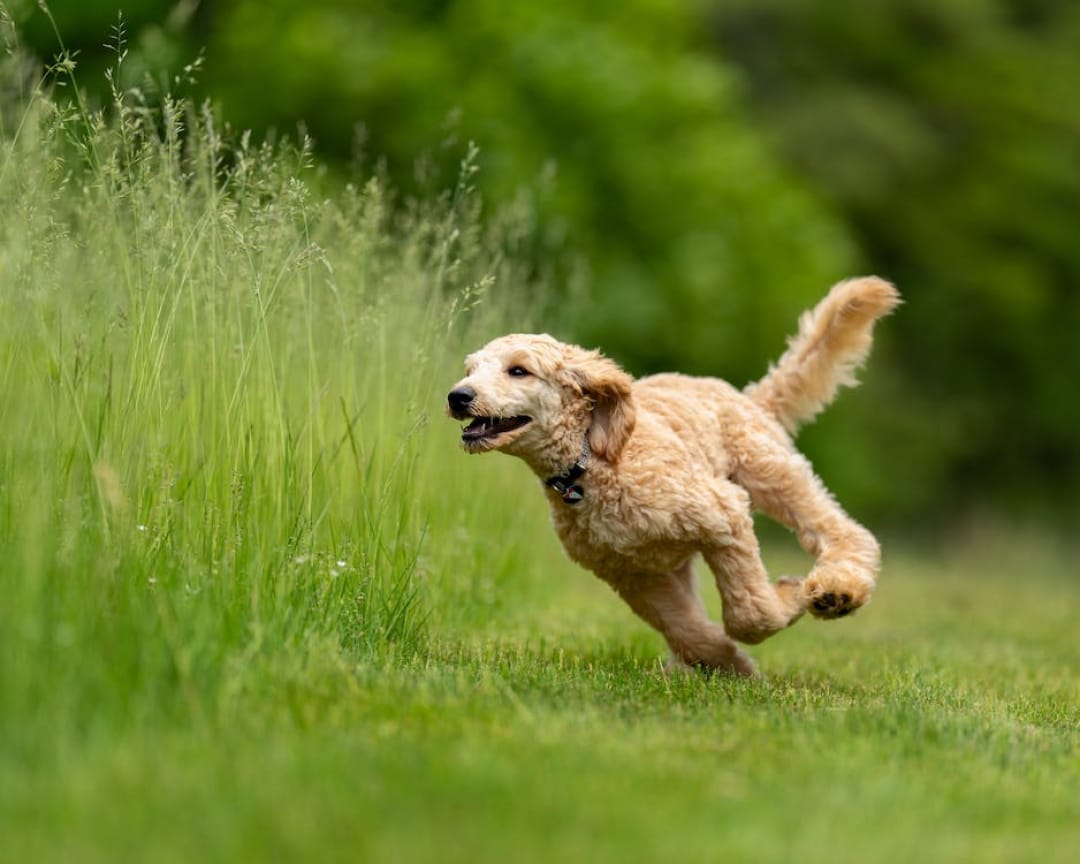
[447, 334, 636, 465]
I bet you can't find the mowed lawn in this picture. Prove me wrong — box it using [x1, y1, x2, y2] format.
[3, 523, 1077, 864]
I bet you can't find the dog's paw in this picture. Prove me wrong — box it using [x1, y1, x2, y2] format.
[808, 589, 857, 618]
[664, 651, 761, 679]
[776, 575, 804, 606]
[728, 650, 762, 679]
[776, 575, 810, 624]
[804, 571, 873, 620]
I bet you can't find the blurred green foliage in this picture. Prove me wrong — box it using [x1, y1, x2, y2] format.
[8, 0, 1079, 527]
[201, 0, 855, 384]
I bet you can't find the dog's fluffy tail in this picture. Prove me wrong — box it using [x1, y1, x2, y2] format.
[746, 277, 900, 434]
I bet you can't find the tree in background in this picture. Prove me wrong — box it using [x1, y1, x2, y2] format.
[9, 0, 1079, 527]
[204, 0, 854, 377]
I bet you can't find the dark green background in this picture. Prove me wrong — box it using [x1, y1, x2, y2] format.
[11, 0, 1080, 528]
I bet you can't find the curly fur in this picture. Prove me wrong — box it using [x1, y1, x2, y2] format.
[448, 277, 900, 677]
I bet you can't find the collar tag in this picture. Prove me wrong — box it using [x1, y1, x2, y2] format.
[560, 484, 584, 504]
[545, 437, 590, 506]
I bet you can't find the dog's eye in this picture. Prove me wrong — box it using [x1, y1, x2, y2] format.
[507, 366, 531, 378]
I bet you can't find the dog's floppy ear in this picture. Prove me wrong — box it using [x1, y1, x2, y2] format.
[561, 350, 636, 462]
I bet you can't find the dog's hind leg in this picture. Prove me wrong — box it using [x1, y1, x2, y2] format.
[610, 561, 759, 677]
[731, 437, 881, 620]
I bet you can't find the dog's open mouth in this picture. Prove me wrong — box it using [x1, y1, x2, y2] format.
[461, 415, 531, 443]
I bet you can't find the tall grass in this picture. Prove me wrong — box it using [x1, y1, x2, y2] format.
[0, 33, 549, 756]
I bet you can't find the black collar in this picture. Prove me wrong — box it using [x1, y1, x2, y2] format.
[545, 438, 590, 505]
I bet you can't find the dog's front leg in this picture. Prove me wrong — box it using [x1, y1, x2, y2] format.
[606, 561, 758, 678]
[701, 504, 807, 644]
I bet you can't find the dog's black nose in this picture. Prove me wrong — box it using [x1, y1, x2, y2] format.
[447, 386, 476, 414]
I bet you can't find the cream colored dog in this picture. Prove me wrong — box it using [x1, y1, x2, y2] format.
[448, 278, 900, 676]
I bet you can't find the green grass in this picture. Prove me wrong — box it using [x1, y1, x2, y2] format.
[1, 40, 1078, 864]
[2, 543, 1078, 864]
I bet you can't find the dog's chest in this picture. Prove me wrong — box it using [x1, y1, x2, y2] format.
[546, 492, 695, 578]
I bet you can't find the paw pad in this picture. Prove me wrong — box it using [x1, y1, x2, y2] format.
[810, 591, 856, 619]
